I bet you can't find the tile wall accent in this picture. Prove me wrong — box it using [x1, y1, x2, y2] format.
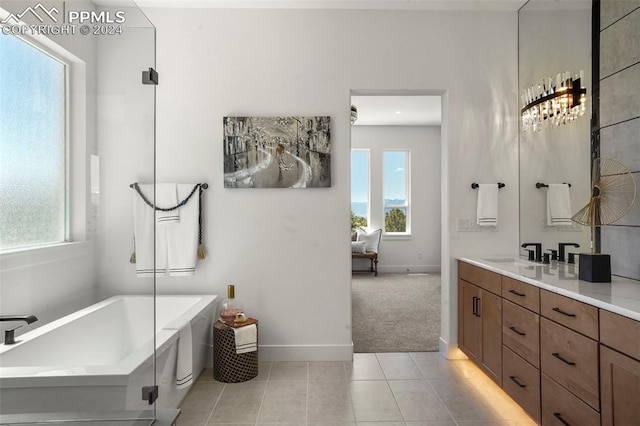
[600, 1, 640, 280]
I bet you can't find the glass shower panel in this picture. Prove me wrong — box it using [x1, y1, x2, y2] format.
[0, 0, 158, 424]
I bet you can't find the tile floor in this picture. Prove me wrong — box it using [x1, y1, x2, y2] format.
[176, 352, 537, 426]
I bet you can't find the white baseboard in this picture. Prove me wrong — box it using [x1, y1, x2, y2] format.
[439, 338, 468, 360]
[378, 265, 441, 274]
[259, 344, 354, 361]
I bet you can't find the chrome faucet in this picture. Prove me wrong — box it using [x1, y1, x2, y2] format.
[558, 243, 580, 263]
[521, 243, 542, 262]
[1, 315, 38, 345]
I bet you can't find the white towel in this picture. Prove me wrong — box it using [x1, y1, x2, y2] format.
[133, 183, 199, 277]
[477, 184, 499, 227]
[166, 184, 199, 276]
[164, 318, 193, 389]
[547, 183, 572, 226]
[155, 183, 180, 226]
[233, 323, 257, 354]
[133, 184, 168, 277]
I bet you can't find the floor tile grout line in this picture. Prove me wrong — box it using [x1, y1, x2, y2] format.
[203, 382, 226, 425]
[305, 362, 309, 425]
[344, 360, 359, 424]
[385, 374, 408, 424]
[424, 375, 460, 425]
[253, 371, 270, 426]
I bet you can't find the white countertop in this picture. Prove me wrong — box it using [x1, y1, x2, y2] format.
[458, 256, 640, 322]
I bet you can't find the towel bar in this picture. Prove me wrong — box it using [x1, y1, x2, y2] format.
[536, 182, 571, 188]
[471, 183, 505, 189]
[129, 182, 208, 189]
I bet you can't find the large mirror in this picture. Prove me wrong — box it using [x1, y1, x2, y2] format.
[518, 0, 592, 260]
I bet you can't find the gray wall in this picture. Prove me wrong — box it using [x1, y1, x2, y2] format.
[599, 1, 640, 280]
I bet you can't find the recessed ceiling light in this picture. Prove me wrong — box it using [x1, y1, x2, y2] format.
[395, 110, 402, 114]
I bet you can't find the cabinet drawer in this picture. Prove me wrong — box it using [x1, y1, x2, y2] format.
[540, 317, 599, 410]
[503, 300, 540, 368]
[540, 290, 598, 339]
[503, 346, 540, 423]
[541, 373, 600, 426]
[600, 309, 640, 361]
[502, 276, 540, 313]
[458, 261, 501, 295]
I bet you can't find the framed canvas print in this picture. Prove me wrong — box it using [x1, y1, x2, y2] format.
[223, 116, 331, 188]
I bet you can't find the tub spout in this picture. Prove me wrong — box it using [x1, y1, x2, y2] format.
[1, 315, 37, 345]
[0, 315, 38, 324]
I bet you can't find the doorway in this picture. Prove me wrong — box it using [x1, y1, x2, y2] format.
[350, 93, 443, 353]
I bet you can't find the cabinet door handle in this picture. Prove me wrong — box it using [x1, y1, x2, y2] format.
[509, 289, 525, 297]
[472, 296, 477, 316]
[509, 375, 526, 388]
[509, 326, 526, 336]
[475, 297, 481, 317]
[552, 307, 576, 317]
[553, 412, 571, 426]
[552, 352, 576, 366]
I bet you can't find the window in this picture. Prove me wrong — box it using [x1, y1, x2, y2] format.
[383, 150, 410, 234]
[351, 149, 369, 231]
[0, 33, 67, 251]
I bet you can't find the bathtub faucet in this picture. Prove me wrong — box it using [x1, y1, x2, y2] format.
[1, 315, 38, 345]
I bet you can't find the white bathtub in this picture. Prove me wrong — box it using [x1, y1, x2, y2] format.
[0, 294, 217, 415]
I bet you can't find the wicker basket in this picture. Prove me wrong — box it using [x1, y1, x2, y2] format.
[213, 320, 259, 383]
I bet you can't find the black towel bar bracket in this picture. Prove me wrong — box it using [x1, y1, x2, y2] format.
[536, 182, 571, 188]
[471, 182, 505, 189]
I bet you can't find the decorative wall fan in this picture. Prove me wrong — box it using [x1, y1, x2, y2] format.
[572, 158, 637, 282]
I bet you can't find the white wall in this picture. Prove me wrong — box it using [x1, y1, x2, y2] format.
[351, 125, 441, 273]
[96, 7, 521, 360]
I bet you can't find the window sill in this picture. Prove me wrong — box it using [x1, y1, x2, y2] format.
[0, 241, 94, 272]
[382, 233, 412, 241]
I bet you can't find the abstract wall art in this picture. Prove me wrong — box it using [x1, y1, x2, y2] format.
[223, 116, 331, 188]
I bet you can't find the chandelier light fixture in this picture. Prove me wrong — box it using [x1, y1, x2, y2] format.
[521, 71, 587, 132]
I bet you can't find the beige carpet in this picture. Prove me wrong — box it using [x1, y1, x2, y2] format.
[351, 272, 441, 353]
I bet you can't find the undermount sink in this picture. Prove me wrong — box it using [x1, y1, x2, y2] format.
[482, 257, 538, 267]
[483, 257, 520, 263]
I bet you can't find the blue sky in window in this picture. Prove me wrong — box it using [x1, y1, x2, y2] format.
[351, 150, 407, 217]
[383, 151, 407, 201]
[351, 150, 369, 203]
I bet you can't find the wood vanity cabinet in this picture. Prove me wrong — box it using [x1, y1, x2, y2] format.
[599, 310, 640, 426]
[458, 260, 640, 426]
[458, 261, 502, 385]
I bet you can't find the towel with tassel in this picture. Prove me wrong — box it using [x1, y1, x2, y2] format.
[477, 184, 499, 227]
[132, 183, 205, 276]
[547, 183, 573, 226]
[233, 323, 257, 354]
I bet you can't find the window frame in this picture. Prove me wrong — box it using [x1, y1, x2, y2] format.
[382, 149, 411, 236]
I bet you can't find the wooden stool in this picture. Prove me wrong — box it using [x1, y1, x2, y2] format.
[213, 319, 259, 383]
